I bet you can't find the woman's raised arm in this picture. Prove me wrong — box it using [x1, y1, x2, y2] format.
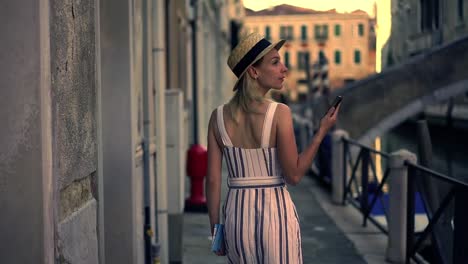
[276, 103, 339, 185]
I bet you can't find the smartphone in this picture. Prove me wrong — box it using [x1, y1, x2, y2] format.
[331, 95, 343, 110]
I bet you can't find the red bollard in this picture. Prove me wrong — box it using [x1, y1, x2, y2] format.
[185, 143, 208, 212]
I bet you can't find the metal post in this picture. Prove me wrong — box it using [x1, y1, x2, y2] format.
[342, 139, 348, 205]
[361, 149, 369, 227]
[320, 54, 329, 96]
[406, 165, 416, 264]
[304, 52, 312, 101]
[311, 62, 320, 98]
[416, 119, 451, 262]
[385, 150, 417, 264]
[453, 186, 468, 264]
[191, 0, 199, 145]
[331, 130, 349, 204]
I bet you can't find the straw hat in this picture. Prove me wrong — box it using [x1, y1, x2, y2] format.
[227, 32, 286, 91]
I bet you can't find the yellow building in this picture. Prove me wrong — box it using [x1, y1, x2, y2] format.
[243, 4, 376, 101]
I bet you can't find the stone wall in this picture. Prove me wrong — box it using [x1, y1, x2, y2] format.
[49, 0, 99, 262]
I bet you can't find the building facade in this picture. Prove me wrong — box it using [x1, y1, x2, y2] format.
[243, 4, 376, 101]
[384, 0, 468, 67]
[382, 0, 468, 121]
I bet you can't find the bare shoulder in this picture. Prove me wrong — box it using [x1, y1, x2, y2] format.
[275, 103, 292, 118]
[210, 107, 218, 119]
[208, 108, 219, 128]
[208, 107, 224, 148]
[273, 103, 293, 134]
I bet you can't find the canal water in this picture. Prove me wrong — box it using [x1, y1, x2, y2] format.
[383, 119, 468, 182]
[381, 120, 467, 264]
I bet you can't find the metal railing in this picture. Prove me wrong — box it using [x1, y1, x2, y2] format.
[340, 136, 468, 264]
[342, 137, 391, 235]
[405, 161, 468, 264]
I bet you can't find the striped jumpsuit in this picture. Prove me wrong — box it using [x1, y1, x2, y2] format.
[217, 102, 303, 264]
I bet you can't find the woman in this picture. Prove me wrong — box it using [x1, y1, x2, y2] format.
[206, 32, 340, 263]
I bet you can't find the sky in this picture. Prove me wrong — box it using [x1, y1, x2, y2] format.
[243, 0, 377, 16]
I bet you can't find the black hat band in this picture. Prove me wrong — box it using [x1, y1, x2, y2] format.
[232, 38, 271, 77]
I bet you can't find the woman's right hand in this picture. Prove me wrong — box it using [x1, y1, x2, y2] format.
[318, 104, 340, 134]
[214, 246, 226, 256]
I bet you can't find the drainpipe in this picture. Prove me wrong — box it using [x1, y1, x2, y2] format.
[185, 0, 208, 212]
[142, 0, 151, 262]
[152, 0, 169, 263]
[191, 0, 199, 144]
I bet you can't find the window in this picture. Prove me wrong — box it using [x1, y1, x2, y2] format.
[354, 50, 361, 64]
[420, 0, 440, 31]
[421, 0, 431, 31]
[314, 24, 328, 39]
[265, 26, 271, 40]
[334, 24, 341, 36]
[287, 26, 294, 40]
[334, 50, 341, 64]
[314, 25, 321, 38]
[298, 51, 310, 70]
[301, 25, 307, 41]
[358, 23, 364, 36]
[459, 0, 464, 20]
[323, 25, 329, 37]
[280, 25, 294, 40]
[284, 51, 290, 68]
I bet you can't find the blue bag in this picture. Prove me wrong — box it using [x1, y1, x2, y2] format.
[211, 223, 225, 253]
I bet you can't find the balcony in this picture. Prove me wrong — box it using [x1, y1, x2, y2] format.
[315, 33, 328, 45]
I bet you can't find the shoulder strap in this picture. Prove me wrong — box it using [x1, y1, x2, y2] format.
[261, 102, 278, 148]
[216, 105, 233, 147]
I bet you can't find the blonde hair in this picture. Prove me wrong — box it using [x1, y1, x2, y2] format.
[227, 60, 266, 124]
